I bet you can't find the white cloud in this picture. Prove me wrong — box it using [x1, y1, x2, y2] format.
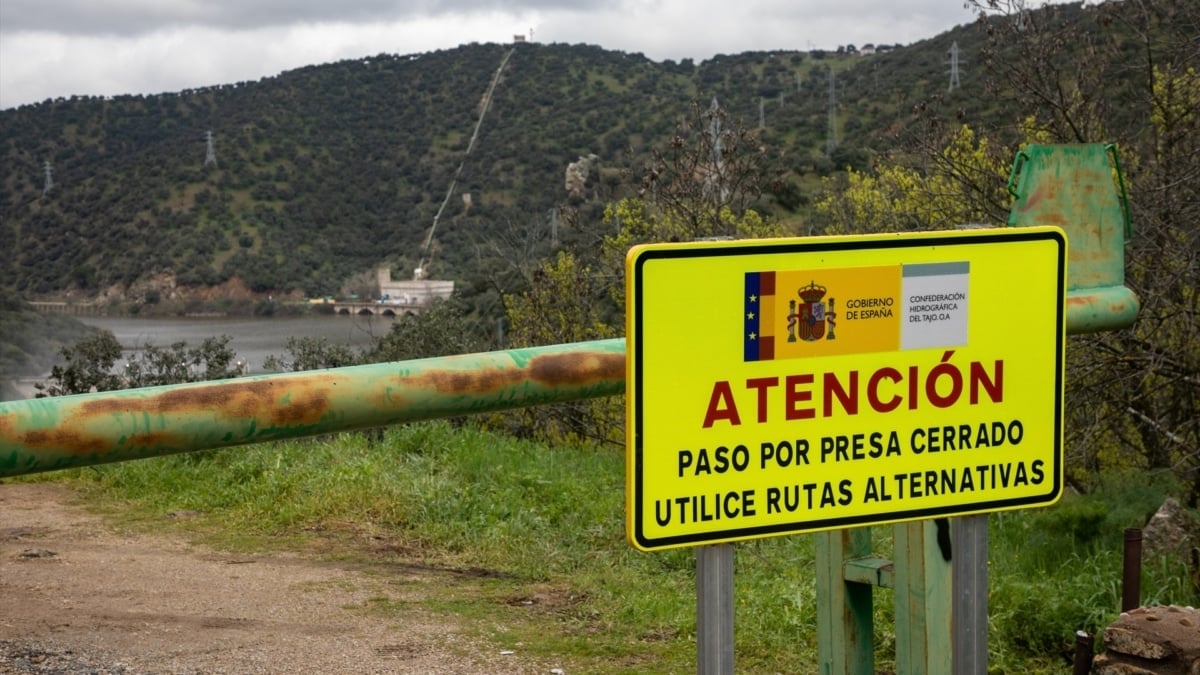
[0, 0, 984, 109]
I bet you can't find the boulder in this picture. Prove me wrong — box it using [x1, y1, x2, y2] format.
[1143, 498, 1199, 562]
[1092, 605, 1200, 675]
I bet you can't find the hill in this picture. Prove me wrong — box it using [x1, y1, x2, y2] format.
[0, 17, 999, 300]
[0, 0, 1175, 308]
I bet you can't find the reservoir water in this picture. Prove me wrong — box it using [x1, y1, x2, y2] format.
[79, 315, 396, 372]
[7, 314, 399, 400]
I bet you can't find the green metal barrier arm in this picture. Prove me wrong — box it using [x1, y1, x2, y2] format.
[1066, 286, 1140, 334]
[1, 339, 626, 478]
[0, 295, 1135, 480]
[1008, 143, 1140, 333]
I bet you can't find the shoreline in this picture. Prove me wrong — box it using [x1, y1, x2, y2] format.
[1, 312, 389, 403]
[25, 300, 326, 320]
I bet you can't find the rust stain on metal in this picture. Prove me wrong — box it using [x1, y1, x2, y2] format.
[1019, 183, 1067, 225]
[268, 391, 332, 426]
[153, 383, 274, 418]
[404, 366, 520, 398]
[1020, 183, 1047, 213]
[18, 420, 197, 458]
[398, 350, 625, 397]
[530, 351, 625, 387]
[1065, 293, 1134, 312]
[125, 432, 182, 448]
[74, 376, 334, 428]
[19, 428, 107, 455]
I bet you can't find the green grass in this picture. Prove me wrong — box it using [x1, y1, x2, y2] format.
[986, 470, 1198, 672]
[16, 422, 1197, 673]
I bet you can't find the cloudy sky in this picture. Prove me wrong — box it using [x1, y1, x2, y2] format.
[1, 0, 987, 110]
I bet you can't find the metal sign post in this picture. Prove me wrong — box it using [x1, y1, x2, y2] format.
[627, 227, 1066, 673]
[812, 143, 1140, 675]
[697, 543, 734, 674]
[953, 514, 989, 673]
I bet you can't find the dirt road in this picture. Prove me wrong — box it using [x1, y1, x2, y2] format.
[0, 483, 558, 674]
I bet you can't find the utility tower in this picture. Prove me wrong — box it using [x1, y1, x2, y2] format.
[826, 66, 838, 155]
[42, 160, 53, 195]
[549, 207, 559, 248]
[1015, 9, 1031, 31]
[204, 130, 217, 166]
[948, 41, 964, 92]
[706, 96, 728, 202]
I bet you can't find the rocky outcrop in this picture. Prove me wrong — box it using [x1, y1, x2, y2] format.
[565, 154, 600, 199]
[1143, 498, 1200, 563]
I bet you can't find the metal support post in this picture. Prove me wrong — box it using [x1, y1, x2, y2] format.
[816, 527, 874, 675]
[953, 515, 989, 674]
[1122, 528, 1142, 612]
[697, 543, 734, 674]
[1073, 631, 1094, 675]
[893, 520, 953, 675]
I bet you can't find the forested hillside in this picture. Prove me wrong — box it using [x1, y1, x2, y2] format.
[0, 0, 1184, 309]
[2, 0, 1197, 518]
[0, 14, 1004, 301]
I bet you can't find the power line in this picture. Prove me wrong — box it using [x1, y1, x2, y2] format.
[418, 47, 515, 279]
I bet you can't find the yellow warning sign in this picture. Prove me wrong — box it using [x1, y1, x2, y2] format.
[626, 228, 1066, 551]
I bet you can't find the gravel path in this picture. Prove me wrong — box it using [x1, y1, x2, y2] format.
[0, 483, 559, 674]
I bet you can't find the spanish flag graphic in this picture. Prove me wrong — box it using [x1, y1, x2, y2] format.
[744, 265, 905, 362]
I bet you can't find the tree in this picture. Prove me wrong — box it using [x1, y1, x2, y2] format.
[338, 268, 379, 301]
[632, 98, 774, 239]
[597, 197, 782, 309]
[498, 251, 622, 446]
[366, 296, 491, 363]
[814, 123, 1010, 234]
[499, 103, 783, 447]
[262, 336, 360, 373]
[970, 0, 1200, 504]
[118, 336, 243, 387]
[36, 331, 123, 397]
[815, 0, 1200, 502]
[37, 334, 244, 396]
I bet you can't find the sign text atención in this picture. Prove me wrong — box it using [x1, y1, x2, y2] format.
[626, 228, 1066, 551]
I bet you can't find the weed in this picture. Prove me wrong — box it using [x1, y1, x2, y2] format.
[23, 422, 1197, 673]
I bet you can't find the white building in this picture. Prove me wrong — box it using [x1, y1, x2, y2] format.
[376, 266, 454, 309]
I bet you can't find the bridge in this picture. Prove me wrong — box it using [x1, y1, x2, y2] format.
[28, 301, 105, 316]
[331, 300, 425, 316]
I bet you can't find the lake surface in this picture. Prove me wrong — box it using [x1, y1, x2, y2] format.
[7, 314, 398, 400]
[79, 315, 396, 372]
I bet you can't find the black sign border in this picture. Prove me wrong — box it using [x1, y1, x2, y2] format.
[630, 229, 1067, 551]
